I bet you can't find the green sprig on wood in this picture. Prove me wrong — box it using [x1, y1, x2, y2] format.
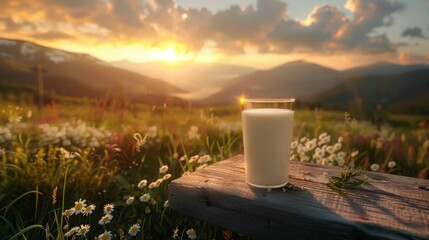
[326, 168, 368, 197]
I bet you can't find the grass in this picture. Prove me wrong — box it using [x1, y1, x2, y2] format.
[0, 98, 428, 239]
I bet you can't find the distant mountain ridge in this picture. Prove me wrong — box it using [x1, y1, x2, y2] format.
[204, 60, 343, 105]
[343, 61, 429, 76]
[313, 69, 429, 114]
[1, 38, 428, 114]
[0, 38, 184, 103]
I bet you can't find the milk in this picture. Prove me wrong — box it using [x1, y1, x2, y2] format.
[242, 108, 294, 188]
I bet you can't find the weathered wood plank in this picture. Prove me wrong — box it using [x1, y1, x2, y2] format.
[169, 155, 429, 240]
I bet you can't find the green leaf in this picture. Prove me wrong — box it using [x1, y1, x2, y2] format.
[325, 167, 368, 197]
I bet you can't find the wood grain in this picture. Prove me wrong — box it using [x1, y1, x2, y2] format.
[169, 155, 429, 240]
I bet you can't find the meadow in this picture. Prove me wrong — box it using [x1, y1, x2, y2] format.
[0, 98, 428, 240]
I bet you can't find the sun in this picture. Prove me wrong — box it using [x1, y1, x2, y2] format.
[161, 46, 189, 63]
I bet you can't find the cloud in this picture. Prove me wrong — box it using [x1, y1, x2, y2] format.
[0, 0, 407, 55]
[268, 5, 350, 53]
[401, 27, 425, 38]
[398, 51, 429, 63]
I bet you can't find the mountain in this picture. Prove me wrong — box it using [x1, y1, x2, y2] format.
[204, 60, 342, 105]
[112, 60, 255, 99]
[312, 70, 429, 114]
[0, 38, 184, 103]
[343, 61, 429, 77]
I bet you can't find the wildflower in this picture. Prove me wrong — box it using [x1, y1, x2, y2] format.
[163, 173, 172, 180]
[321, 158, 329, 165]
[337, 152, 346, 158]
[76, 224, 90, 236]
[370, 163, 380, 172]
[338, 158, 345, 166]
[145, 206, 151, 214]
[148, 182, 156, 189]
[334, 143, 342, 151]
[73, 199, 87, 214]
[188, 126, 201, 140]
[297, 145, 305, 154]
[137, 179, 148, 189]
[337, 136, 344, 143]
[351, 151, 359, 158]
[179, 155, 186, 161]
[186, 228, 197, 239]
[173, 227, 179, 238]
[319, 133, 328, 140]
[63, 208, 75, 217]
[4, 106, 23, 123]
[0, 127, 14, 143]
[300, 137, 308, 142]
[290, 154, 296, 161]
[291, 141, 298, 149]
[150, 198, 157, 205]
[326, 146, 335, 154]
[313, 149, 325, 159]
[159, 165, 169, 174]
[147, 126, 158, 139]
[163, 200, 169, 208]
[103, 203, 114, 214]
[59, 148, 71, 159]
[98, 231, 113, 240]
[198, 154, 212, 164]
[83, 204, 96, 216]
[98, 214, 113, 225]
[387, 161, 397, 169]
[305, 138, 317, 151]
[189, 155, 199, 164]
[140, 193, 151, 202]
[328, 154, 336, 162]
[129, 223, 141, 236]
[156, 178, 164, 185]
[133, 133, 147, 152]
[64, 226, 79, 237]
[319, 136, 331, 145]
[126, 196, 135, 205]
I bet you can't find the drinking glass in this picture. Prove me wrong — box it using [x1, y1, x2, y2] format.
[241, 98, 295, 188]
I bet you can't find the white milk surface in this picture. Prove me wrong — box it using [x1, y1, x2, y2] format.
[242, 108, 294, 188]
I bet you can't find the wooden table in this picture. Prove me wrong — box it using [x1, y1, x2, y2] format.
[169, 155, 429, 240]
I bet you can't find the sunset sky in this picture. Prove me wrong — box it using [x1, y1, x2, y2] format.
[1, 0, 429, 70]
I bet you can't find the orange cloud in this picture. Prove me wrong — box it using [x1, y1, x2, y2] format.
[0, 0, 421, 63]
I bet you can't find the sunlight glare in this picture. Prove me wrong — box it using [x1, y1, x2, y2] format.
[161, 44, 190, 63]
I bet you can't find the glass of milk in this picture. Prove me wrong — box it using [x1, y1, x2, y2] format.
[241, 98, 295, 188]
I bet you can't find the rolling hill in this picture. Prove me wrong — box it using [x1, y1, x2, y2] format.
[343, 61, 429, 77]
[312, 70, 429, 114]
[1, 37, 428, 114]
[204, 60, 343, 105]
[0, 38, 184, 103]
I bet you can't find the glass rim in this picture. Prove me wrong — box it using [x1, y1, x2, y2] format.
[243, 98, 295, 103]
